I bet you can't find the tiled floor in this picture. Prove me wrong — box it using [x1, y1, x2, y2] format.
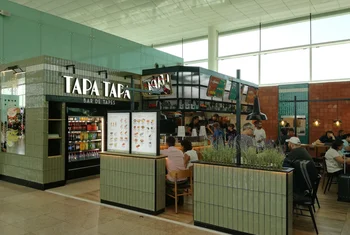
[3, 177, 350, 235]
[0, 180, 220, 235]
[48, 176, 350, 235]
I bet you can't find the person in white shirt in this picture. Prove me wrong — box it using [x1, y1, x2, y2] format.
[325, 139, 350, 175]
[181, 139, 199, 169]
[254, 121, 266, 151]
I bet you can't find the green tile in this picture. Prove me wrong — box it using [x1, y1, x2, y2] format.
[237, 210, 243, 231]
[259, 192, 265, 214]
[254, 213, 259, 235]
[271, 194, 277, 217]
[228, 208, 234, 230]
[265, 215, 271, 235]
[227, 187, 233, 208]
[259, 214, 265, 235]
[242, 190, 248, 211]
[265, 193, 271, 215]
[242, 211, 249, 233]
[270, 216, 277, 235]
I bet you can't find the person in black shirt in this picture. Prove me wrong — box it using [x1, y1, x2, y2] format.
[276, 128, 289, 152]
[284, 137, 313, 163]
[337, 130, 345, 140]
[314, 130, 335, 145]
[226, 124, 237, 146]
[186, 116, 200, 136]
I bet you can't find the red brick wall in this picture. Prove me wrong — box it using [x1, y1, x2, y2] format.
[259, 86, 279, 141]
[309, 81, 350, 143]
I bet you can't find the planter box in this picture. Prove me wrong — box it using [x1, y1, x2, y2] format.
[193, 162, 293, 235]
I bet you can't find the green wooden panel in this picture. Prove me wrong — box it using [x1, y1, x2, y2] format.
[3, 16, 41, 63]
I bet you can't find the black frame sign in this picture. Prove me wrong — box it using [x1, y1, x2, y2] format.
[141, 74, 172, 97]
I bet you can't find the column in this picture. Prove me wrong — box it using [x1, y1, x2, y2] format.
[208, 26, 218, 71]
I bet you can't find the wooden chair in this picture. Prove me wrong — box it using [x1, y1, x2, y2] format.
[322, 157, 337, 194]
[166, 169, 193, 213]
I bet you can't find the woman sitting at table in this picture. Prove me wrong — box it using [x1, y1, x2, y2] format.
[181, 139, 199, 169]
[313, 130, 336, 145]
[325, 139, 350, 176]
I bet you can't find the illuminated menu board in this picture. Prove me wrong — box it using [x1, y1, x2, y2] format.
[107, 113, 130, 153]
[131, 112, 158, 155]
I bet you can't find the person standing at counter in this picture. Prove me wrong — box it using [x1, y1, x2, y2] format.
[234, 123, 255, 151]
[208, 122, 225, 147]
[186, 116, 200, 136]
[226, 124, 237, 147]
[254, 121, 266, 151]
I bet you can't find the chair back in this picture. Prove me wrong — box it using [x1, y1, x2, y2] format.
[323, 157, 329, 174]
[169, 169, 192, 180]
[311, 174, 321, 203]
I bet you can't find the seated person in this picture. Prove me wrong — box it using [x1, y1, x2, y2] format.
[161, 136, 187, 206]
[160, 136, 187, 182]
[342, 134, 350, 155]
[325, 139, 350, 176]
[337, 130, 345, 140]
[181, 139, 199, 169]
[284, 137, 313, 163]
[314, 131, 335, 145]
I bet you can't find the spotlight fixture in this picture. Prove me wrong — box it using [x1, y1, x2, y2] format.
[334, 119, 342, 127]
[3, 65, 24, 74]
[65, 64, 75, 74]
[313, 119, 321, 127]
[98, 70, 108, 79]
[246, 95, 267, 121]
[280, 119, 286, 126]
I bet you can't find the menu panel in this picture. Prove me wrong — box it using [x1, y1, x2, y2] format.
[131, 112, 157, 155]
[107, 113, 130, 153]
[207, 76, 227, 98]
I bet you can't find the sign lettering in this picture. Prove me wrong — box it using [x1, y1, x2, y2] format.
[64, 76, 130, 100]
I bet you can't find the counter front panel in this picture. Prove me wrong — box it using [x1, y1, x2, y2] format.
[100, 153, 165, 214]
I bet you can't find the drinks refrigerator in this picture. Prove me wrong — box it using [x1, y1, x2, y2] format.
[66, 116, 104, 180]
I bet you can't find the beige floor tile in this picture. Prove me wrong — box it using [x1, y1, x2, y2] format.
[96, 219, 144, 235]
[78, 227, 105, 235]
[0, 224, 28, 235]
[11, 214, 63, 233]
[0, 208, 45, 225]
[0, 202, 26, 213]
[32, 222, 85, 235]
[0, 220, 8, 227]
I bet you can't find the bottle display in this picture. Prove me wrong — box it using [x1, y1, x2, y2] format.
[67, 116, 103, 162]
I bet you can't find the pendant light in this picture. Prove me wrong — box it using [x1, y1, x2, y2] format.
[313, 119, 321, 127]
[246, 94, 267, 121]
[280, 119, 286, 126]
[333, 101, 342, 127]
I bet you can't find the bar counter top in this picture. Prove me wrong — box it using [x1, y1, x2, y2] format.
[101, 152, 166, 159]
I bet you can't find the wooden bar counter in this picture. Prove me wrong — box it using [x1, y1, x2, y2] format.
[100, 152, 166, 215]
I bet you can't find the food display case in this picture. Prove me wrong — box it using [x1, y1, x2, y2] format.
[67, 115, 104, 180]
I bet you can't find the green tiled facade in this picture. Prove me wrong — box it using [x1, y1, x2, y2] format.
[100, 154, 166, 214]
[0, 56, 142, 186]
[194, 163, 293, 235]
[279, 84, 309, 144]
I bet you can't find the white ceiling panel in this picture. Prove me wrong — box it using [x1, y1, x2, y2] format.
[9, 0, 350, 46]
